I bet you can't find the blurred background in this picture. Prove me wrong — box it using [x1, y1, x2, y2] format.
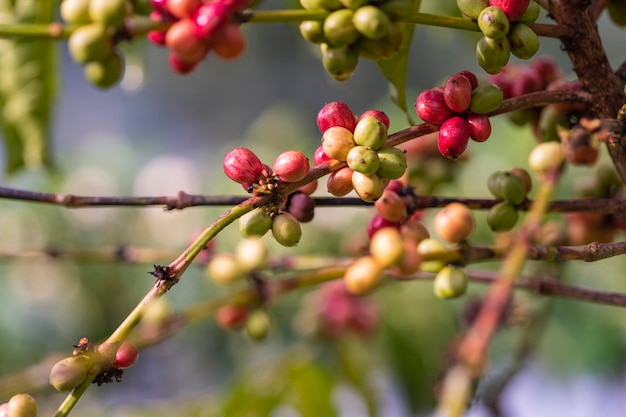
[2, 0, 626, 415]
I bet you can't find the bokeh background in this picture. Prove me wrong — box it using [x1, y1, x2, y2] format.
[2, 0, 626, 415]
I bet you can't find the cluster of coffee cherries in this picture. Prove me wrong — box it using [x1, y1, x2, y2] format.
[148, 0, 249, 74]
[0, 393, 37, 417]
[298, 0, 403, 81]
[486, 168, 531, 231]
[215, 303, 271, 341]
[315, 101, 407, 202]
[415, 70, 504, 159]
[49, 338, 139, 392]
[458, 0, 541, 74]
[61, 0, 149, 88]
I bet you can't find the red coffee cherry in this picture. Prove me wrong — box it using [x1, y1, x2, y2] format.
[212, 24, 247, 60]
[273, 150, 310, 183]
[438, 116, 470, 159]
[166, 18, 209, 63]
[444, 73, 473, 113]
[467, 113, 492, 142]
[167, 0, 202, 19]
[169, 51, 203, 74]
[194, 2, 230, 40]
[458, 70, 479, 90]
[115, 341, 139, 369]
[415, 89, 454, 124]
[314, 144, 332, 166]
[367, 213, 399, 239]
[223, 147, 263, 185]
[317, 101, 357, 133]
[489, 0, 530, 22]
[216, 304, 249, 330]
[358, 109, 390, 130]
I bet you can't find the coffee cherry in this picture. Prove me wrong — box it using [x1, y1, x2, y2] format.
[0, 402, 7, 417]
[245, 309, 271, 341]
[239, 208, 273, 238]
[300, 0, 342, 11]
[358, 109, 390, 129]
[298, 180, 318, 195]
[438, 116, 470, 159]
[510, 167, 532, 193]
[528, 141, 565, 178]
[115, 341, 139, 369]
[300, 20, 326, 44]
[469, 83, 504, 114]
[376, 147, 407, 179]
[273, 150, 310, 183]
[89, 0, 127, 26]
[353, 116, 388, 149]
[68, 23, 113, 64]
[444, 73, 473, 113]
[84, 51, 124, 89]
[194, 2, 229, 40]
[375, 189, 407, 222]
[356, 23, 403, 60]
[399, 218, 430, 243]
[490, 0, 530, 22]
[415, 89, 453, 124]
[434, 202, 475, 243]
[272, 212, 302, 247]
[287, 192, 316, 222]
[340, 0, 369, 9]
[344, 256, 384, 295]
[417, 238, 447, 273]
[169, 0, 203, 19]
[456, 0, 489, 19]
[370, 227, 404, 267]
[321, 43, 359, 81]
[212, 24, 247, 60]
[476, 35, 510, 74]
[487, 201, 519, 231]
[353, 5, 391, 40]
[487, 171, 526, 204]
[317, 101, 357, 133]
[150, 0, 170, 13]
[50, 356, 90, 392]
[7, 394, 37, 417]
[322, 126, 356, 161]
[608, 0, 626, 26]
[508, 23, 540, 59]
[223, 147, 263, 185]
[352, 171, 385, 202]
[216, 304, 249, 330]
[458, 70, 479, 90]
[327, 167, 355, 196]
[314, 144, 333, 166]
[323, 9, 359, 47]
[367, 213, 399, 239]
[433, 266, 468, 299]
[206, 253, 245, 285]
[167, 18, 209, 62]
[467, 113, 492, 142]
[510, 67, 542, 97]
[518, 0, 540, 23]
[478, 6, 510, 39]
[61, 0, 91, 24]
[148, 28, 167, 47]
[347, 146, 381, 175]
[235, 237, 269, 272]
[537, 105, 570, 142]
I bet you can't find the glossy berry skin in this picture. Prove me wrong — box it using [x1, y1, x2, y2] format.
[317, 101, 357, 133]
[374, 189, 407, 222]
[433, 202, 475, 243]
[273, 150, 310, 183]
[358, 109, 390, 129]
[477, 6, 510, 39]
[287, 192, 316, 223]
[433, 266, 468, 299]
[223, 148, 263, 185]
[369, 227, 404, 267]
[115, 341, 139, 369]
[415, 89, 453, 124]
[7, 394, 37, 417]
[327, 167, 354, 196]
[49, 356, 90, 392]
[344, 256, 384, 295]
[347, 146, 380, 175]
[239, 207, 273, 237]
[444, 73, 473, 113]
[272, 212, 302, 247]
[322, 126, 356, 161]
[212, 24, 247, 60]
[467, 113, 492, 142]
[490, 0, 530, 22]
[314, 144, 333, 166]
[194, 3, 230, 40]
[458, 70, 479, 90]
[438, 116, 470, 159]
[367, 213, 399, 239]
[166, 18, 209, 63]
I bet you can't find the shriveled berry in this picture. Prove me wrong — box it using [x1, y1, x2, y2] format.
[344, 256, 384, 295]
[115, 341, 139, 369]
[444, 73, 473, 113]
[478, 6, 510, 39]
[245, 309, 271, 341]
[323, 9, 360, 47]
[235, 237, 269, 272]
[375, 189, 407, 222]
[476, 35, 510, 74]
[68, 23, 112, 64]
[84, 51, 124, 89]
[273, 150, 310, 183]
[50, 356, 90, 392]
[317, 101, 357, 133]
[347, 146, 381, 175]
[358, 109, 390, 130]
[353, 5, 391, 40]
[457, 0, 489, 19]
[467, 113, 492, 142]
[89, 0, 127, 26]
[438, 116, 470, 159]
[206, 253, 245, 285]
[321, 43, 359, 81]
[352, 171, 385, 202]
[353, 116, 388, 149]
[239, 208, 273, 238]
[370, 227, 404, 267]
[490, 0, 530, 22]
[223, 147, 263, 185]
[61, 0, 91, 24]
[376, 147, 407, 179]
[434, 266, 468, 299]
[287, 192, 316, 223]
[415, 89, 454, 124]
[322, 126, 356, 161]
[7, 393, 37, 417]
[327, 167, 354, 196]
[508, 23, 540, 60]
[271, 212, 302, 247]
[469, 83, 504, 114]
[417, 238, 447, 273]
[487, 201, 519, 231]
[367, 213, 399, 239]
[434, 202, 475, 243]
[300, 20, 326, 44]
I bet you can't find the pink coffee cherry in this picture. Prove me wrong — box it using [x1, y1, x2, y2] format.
[167, 0, 202, 19]
[169, 51, 203, 74]
[150, 0, 169, 13]
[444, 73, 473, 113]
[415, 89, 454, 124]
[166, 18, 210, 63]
[313, 144, 332, 166]
[194, 2, 230, 41]
[438, 116, 470, 159]
[273, 150, 310, 183]
[366, 213, 400, 239]
[115, 341, 139, 369]
[489, 0, 530, 22]
[317, 101, 357, 133]
[467, 113, 492, 142]
[385, 179, 404, 194]
[211, 24, 247, 60]
[458, 70, 479, 90]
[358, 109, 390, 130]
[223, 147, 264, 185]
[511, 67, 543, 97]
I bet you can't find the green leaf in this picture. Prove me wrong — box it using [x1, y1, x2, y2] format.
[0, 0, 56, 174]
[377, 0, 421, 125]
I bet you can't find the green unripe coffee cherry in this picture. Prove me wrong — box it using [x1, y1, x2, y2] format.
[376, 147, 407, 179]
[352, 171, 385, 202]
[300, 0, 342, 11]
[518, 1, 541, 24]
[239, 207, 273, 238]
[347, 145, 381, 175]
[508, 23, 540, 59]
[487, 201, 519, 231]
[89, 0, 127, 26]
[84, 51, 124, 89]
[49, 355, 90, 392]
[356, 23, 403, 60]
[206, 253, 245, 285]
[417, 238, 447, 273]
[433, 266, 468, 299]
[487, 171, 526, 205]
[456, 0, 489, 20]
[60, 0, 91, 24]
[272, 212, 302, 247]
[68, 23, 113, 64]
[353, 115, 387, 149]
[235, 237, 269, 272]
[478, 6, 510, 40]
[8, 393, 37, 417]
[245, 309, 271, 341]
[340, 0, 369, 9]
[353, 6, 391, 40]
[323, 9, 360, 47]
[476, 35, 510, 75]
[299, 21, 326, 44]
[321, 43, 359, 82]
[538, 105, 570, 142]
[469, 83, 504, 114]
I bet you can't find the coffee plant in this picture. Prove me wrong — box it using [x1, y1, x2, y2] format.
[1, 0, 626, 415]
